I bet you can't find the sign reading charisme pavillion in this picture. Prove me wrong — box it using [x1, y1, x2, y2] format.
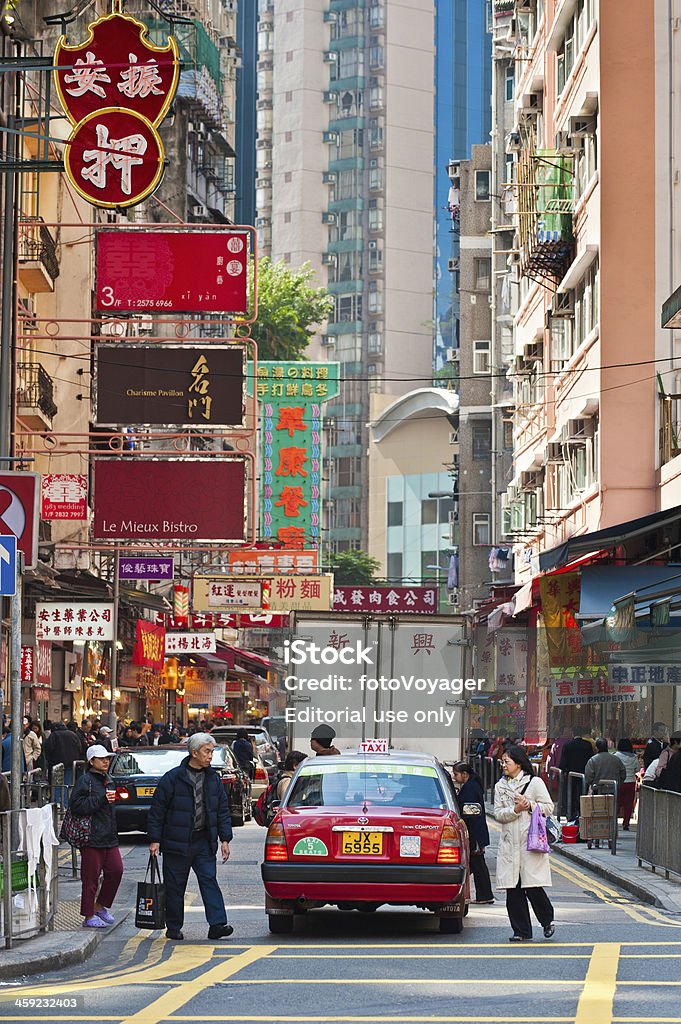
[95, 345, 245, 427]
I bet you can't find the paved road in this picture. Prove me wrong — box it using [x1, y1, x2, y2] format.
[4, 820, 681, 1024]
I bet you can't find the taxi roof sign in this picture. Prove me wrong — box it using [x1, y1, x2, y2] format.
[357, 739, 389, 754]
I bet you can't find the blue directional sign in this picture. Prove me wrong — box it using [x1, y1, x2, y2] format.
[0, 536, 17, 596]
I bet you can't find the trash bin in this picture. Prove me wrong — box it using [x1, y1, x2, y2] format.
[562, 824, 579, 844]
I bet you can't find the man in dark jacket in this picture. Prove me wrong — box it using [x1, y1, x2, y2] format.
[643, 722, 668, 770]
[559, 726, 596, 820]
[148, 732, 233, 941]
[45, 722, 83, 807]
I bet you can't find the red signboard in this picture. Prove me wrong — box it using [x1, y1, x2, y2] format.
[132, 620, 166, 670]
[157, 611, 289, 630]
[93, 459, 246, 542]
[95, 230, 249, 313]
[41, 474, 88, 521]
[54, 12, 178, 128]
[65, 109, 165, 209]
[0, 471, 40, 569]
[54, 10, 178, 209]
[36, 641, 52, 687]
[21, 646, 34, 683]
[332, 586, 439, 615]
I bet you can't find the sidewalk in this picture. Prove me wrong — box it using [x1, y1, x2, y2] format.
[0, 860, 136, 981]
[486, 801, 681, 915]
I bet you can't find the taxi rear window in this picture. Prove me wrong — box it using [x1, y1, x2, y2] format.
[285, 763, 446, 810]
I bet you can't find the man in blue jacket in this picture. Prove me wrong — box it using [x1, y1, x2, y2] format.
[148, 732, 233, 941]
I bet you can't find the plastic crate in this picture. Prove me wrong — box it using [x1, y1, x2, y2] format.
[0, 856, 31, 897]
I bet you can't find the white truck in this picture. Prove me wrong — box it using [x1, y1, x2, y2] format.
[277, 612, 476, 763]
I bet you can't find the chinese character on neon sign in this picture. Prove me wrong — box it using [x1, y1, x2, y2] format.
[54, 3, 179, 208]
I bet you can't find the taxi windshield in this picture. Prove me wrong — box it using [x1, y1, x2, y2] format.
[285, 762, 447, 809]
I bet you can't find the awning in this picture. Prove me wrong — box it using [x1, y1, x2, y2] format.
[662, 283, 681, 328]
[513, 581, 534, 615]
[221, 643, 274, 674]
[579, 565, 681, 616]
[538, 504, 681, 572]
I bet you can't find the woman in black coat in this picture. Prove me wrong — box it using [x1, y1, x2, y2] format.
[69, 745, 124, 929]
[452, 761, 494, 904]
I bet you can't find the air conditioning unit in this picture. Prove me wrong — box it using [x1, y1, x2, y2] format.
[322, 171, 337, 184]
[135, 315, 154, 334]
[100, 319, 128, 338]
[567, 417, 595, 441]
[445, 348, 460, 363]
[321, 335, 335, 347]
[551, 291, 575, 318]
[570, 116, 595, 138]
[522, 92, 543, 112]
[322, 212, 336, 225]
[546, 442, 563, 463]
[323, 51, 338, 63]
[322, 131, 339, 144]
[17, 297, 38, 331]
[449, 430, 459, 445]
[323, 9, 337, 21]
[447, 591, 460, 607]
[322, 253, 337, 265]
[323, 91, 337, 103]
[367, 239, 378, 250]
[448, 258, 460, 272]
[190, 203, 206, 218]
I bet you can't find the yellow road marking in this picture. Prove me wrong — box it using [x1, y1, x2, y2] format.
[574, 942, 620, 1024]
[119, 945, 275, 1024]
[195, 978, 582, 985]
[268, 953, 591, 959]
[0, 945, 215, 1002]
[169, 1018, 578, 1022]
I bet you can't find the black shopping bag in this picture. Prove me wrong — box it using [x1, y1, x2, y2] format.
[135, 855, 166, 930]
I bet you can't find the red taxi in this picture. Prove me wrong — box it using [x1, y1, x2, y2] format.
[261, 751, 470, 934]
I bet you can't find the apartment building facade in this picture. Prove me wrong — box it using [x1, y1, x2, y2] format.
[467, 0, 681, 744]
[255, 0, 435, 551]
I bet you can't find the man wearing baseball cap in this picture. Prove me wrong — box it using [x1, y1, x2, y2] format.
[96, 724, 118, 752]
[69, 745, 124, 928]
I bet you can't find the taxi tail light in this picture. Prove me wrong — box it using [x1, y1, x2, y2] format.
[265, 821, 289, 862]
[115, 786, 130, 801]
[437, 824, 461, 864]
[255, 765, 268, 783]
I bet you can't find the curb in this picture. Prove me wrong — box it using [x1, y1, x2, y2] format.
[0, 907, 132, 980]
[551, 843, 681, 912]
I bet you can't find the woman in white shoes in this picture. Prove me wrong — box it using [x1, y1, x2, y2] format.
[494, 746, 555, 942]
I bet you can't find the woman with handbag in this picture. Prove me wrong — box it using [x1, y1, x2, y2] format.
[494, 745, 555, 943]
[68, 744, 124, 929]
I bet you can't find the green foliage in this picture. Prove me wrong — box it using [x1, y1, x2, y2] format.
[326, 549, 382, 586]
[250, 258, 333, 361]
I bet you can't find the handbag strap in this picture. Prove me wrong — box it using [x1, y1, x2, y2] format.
[146, 853, 163, 884]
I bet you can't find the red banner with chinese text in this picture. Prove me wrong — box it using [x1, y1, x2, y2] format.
[132, 620, 166, 670]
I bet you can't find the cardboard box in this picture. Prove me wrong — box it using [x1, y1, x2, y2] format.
[579, 815, 613, 840]
[580, 794, 615, 817]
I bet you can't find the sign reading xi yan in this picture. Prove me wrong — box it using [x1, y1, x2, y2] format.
[54, 6, 179, 208]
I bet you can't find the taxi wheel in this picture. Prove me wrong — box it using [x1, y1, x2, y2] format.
[438, 916, 464, 934]
[268, 914, 294, 934]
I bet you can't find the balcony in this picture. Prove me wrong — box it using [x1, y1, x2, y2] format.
[516, 134, 574, 283]
[17, 362, 58, 430]
[660, 394, 681, 465]
[18, 217, 59, 292]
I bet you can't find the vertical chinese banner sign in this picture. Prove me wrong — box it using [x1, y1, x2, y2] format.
[249, 362, 340, 549]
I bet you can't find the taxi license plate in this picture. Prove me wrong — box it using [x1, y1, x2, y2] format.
[136, 786, 156, 798]
[342, 831, 383, 855]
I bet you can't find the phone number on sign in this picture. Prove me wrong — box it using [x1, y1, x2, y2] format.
[14, 998, 84, 1008]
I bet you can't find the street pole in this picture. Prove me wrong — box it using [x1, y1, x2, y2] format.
[10, 554, 23, 838]
[0, 110, 16, 459]
[108, 547, 120, 730]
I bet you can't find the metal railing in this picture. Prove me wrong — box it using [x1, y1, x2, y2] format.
[18, 215, 60, 281]
[659, 393, 681, 465]
[1, 769, 61, 948]
[17, 361, 58, 420]
[636, 784, 681, 879]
